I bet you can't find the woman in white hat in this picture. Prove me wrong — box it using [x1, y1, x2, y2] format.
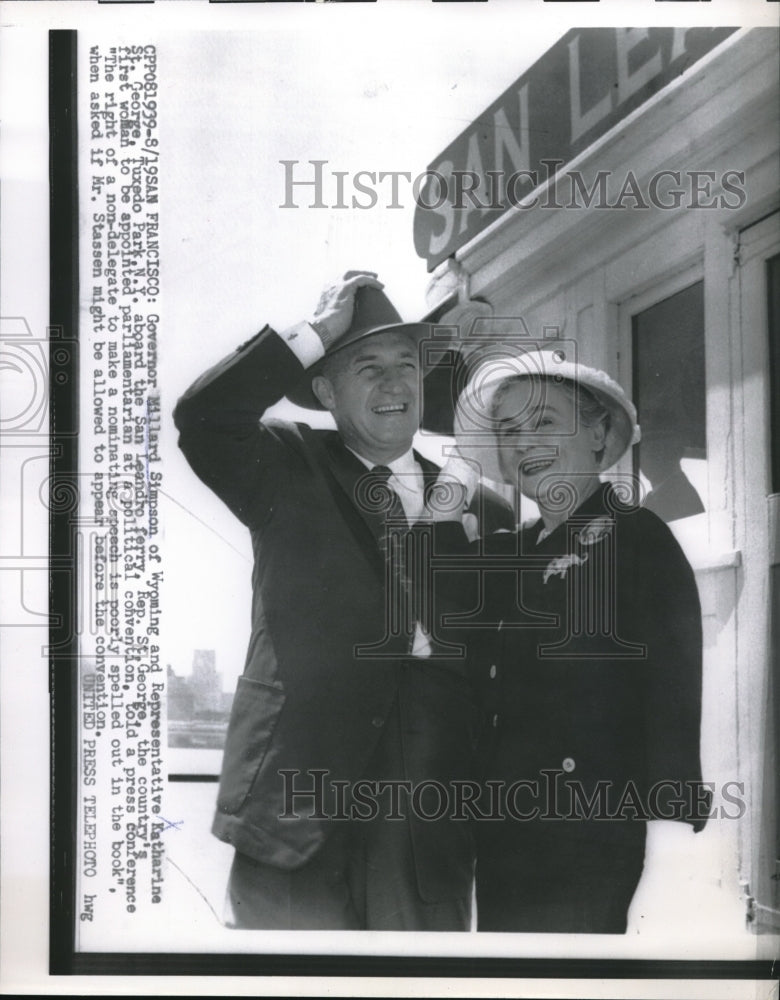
[427, 346, 709, 934]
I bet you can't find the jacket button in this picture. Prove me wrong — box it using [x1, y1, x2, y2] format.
[372, 716, 385, 728]
[492, 713, 499, 728]
[489, 664, 497, 679]
[562, 757, 575, 772]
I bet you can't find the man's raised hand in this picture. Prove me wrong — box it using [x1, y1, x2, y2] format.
[310, 270, 384, 348]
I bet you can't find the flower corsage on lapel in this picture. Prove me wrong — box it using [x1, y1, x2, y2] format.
[542, 515, 614, 584]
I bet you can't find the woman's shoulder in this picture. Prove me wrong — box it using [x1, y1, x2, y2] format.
[603, 489, 696, 585]
[600, 483, 671, 533]
[611, 493, 680, 545]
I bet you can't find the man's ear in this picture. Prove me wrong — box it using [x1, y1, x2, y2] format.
[312, 374, 336, 411]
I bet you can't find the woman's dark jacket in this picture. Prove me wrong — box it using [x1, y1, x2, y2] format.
[428, 482, 710, 830]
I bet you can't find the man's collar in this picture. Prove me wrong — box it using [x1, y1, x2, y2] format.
[346, 445, 418, 475]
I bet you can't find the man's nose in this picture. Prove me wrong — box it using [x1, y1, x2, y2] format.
[381, 370, 408, 392]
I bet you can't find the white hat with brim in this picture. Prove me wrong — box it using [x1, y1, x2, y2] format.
[453, 346, 641, 484]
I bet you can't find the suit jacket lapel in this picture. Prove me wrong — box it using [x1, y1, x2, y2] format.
[415, 450, 444, 518]
[416, 450, 440, 485]
[318, 433, 390, 555]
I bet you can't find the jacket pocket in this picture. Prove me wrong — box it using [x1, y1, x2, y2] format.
[216, 676, 286, 814]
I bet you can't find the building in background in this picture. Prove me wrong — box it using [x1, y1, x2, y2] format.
[168, 650, 232, 749]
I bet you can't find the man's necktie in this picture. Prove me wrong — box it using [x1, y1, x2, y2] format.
[369, 465, 414, 647]
[369, 465, 408, 536]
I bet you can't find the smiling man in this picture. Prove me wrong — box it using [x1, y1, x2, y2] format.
[173, 271, 512, 930]
[312, 331, 421, 463]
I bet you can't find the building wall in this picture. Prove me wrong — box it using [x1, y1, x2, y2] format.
[426, 28, 780, 932]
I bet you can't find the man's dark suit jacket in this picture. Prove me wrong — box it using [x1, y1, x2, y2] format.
[173, 327, 513, 903]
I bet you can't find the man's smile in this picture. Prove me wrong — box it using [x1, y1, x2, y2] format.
[372, 402, 409, 415]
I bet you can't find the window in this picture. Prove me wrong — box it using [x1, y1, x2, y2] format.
[631, 281, 707, 523]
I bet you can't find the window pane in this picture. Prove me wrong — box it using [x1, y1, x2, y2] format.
[632, 281, 706, 523]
